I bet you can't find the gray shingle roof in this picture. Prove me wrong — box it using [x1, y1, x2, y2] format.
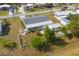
[23, 16, 50, 25]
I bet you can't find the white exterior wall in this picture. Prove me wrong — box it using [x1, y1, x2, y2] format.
[54, 16, 68, 25]
[9, 11, 13, 16]
[76, 10, 79, 14]
[26, 21, 53, 32]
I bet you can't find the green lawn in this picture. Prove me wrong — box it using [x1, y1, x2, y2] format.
[44, 13, 60, 23]
[0, 11, 8, 16]
[2, 17, 24, 41]
[31, 12, 60, 23]
[25, 8, 53, 13]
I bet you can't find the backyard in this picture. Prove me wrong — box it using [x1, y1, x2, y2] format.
[2, 32, 79, 56]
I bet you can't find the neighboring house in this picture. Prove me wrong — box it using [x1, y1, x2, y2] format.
[75, 8, 79, 13]
[19, 3, 34, 11]
[25, 3, 34, 11]
[55, 11, 78, 25]
[0, 4, 14, 11]
[25, 3, 34, 8]
[0, 4, 15, 16]
[35, 3, 46, 8]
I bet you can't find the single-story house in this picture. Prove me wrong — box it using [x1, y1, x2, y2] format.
[8, 6, 15, 16]
[35, 3, 46, 8]
[25, 3, 34, 11]
[75, 8, 79, 13]
[25, 3, 34, 8]
[0, 4, 14, 11]
[55, 11, 78, 16]
[55, 11, 78, 25]
[20, 15, 62, 32]
[20, 15, 53, 32]
[20, 3, 34, 11]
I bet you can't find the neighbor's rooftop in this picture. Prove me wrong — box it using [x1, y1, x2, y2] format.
[55, 11, 78, 16]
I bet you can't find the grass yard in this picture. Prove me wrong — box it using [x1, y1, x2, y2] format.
[0, 12, 79, 56]
[44, 13, 60, 23]
[0, 17, 24, 55]
[33, 8, 52, 12]
[25, 8, 52, 13]
[2, 28, 79, 56]
[0, 11, 8, 16]
[13, 33, 79, 56]
[31, 12, 60, 23]
[1, 17, 24, 41]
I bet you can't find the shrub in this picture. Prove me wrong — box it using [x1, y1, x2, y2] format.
[0, 38, 17, 49]
[44, 26, 56, 43]
[31, 36, 47, 50]
[61, 26, 68, 36]
[4, 40, 17, 49]
[68, 14, 79, 38]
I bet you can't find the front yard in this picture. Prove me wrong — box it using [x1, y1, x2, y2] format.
[0, 11, 8, 16]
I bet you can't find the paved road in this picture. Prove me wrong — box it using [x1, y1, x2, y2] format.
[0, 9, 56, 19]
[0, 5, 75, 19]
[25, 10, 54, 15]
[0, 14, 22, 19]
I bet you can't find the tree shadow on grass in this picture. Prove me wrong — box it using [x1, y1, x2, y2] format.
[23, 43, 53, 53]
[37, 43, 53, 53]
[41, 37, 68, 52]
[40, 37, 68, 52]
[53, 37, 68, 46]
[2, 24, 10, 36]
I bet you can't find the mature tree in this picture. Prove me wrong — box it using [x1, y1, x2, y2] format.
[44, 26, 56, 43]
[46, 3, 53, 8]
[61, 26, 68, 36]
[68, 14, 79, 38]
[31, 35, 47, 50]
[61, 26, 73, 39]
